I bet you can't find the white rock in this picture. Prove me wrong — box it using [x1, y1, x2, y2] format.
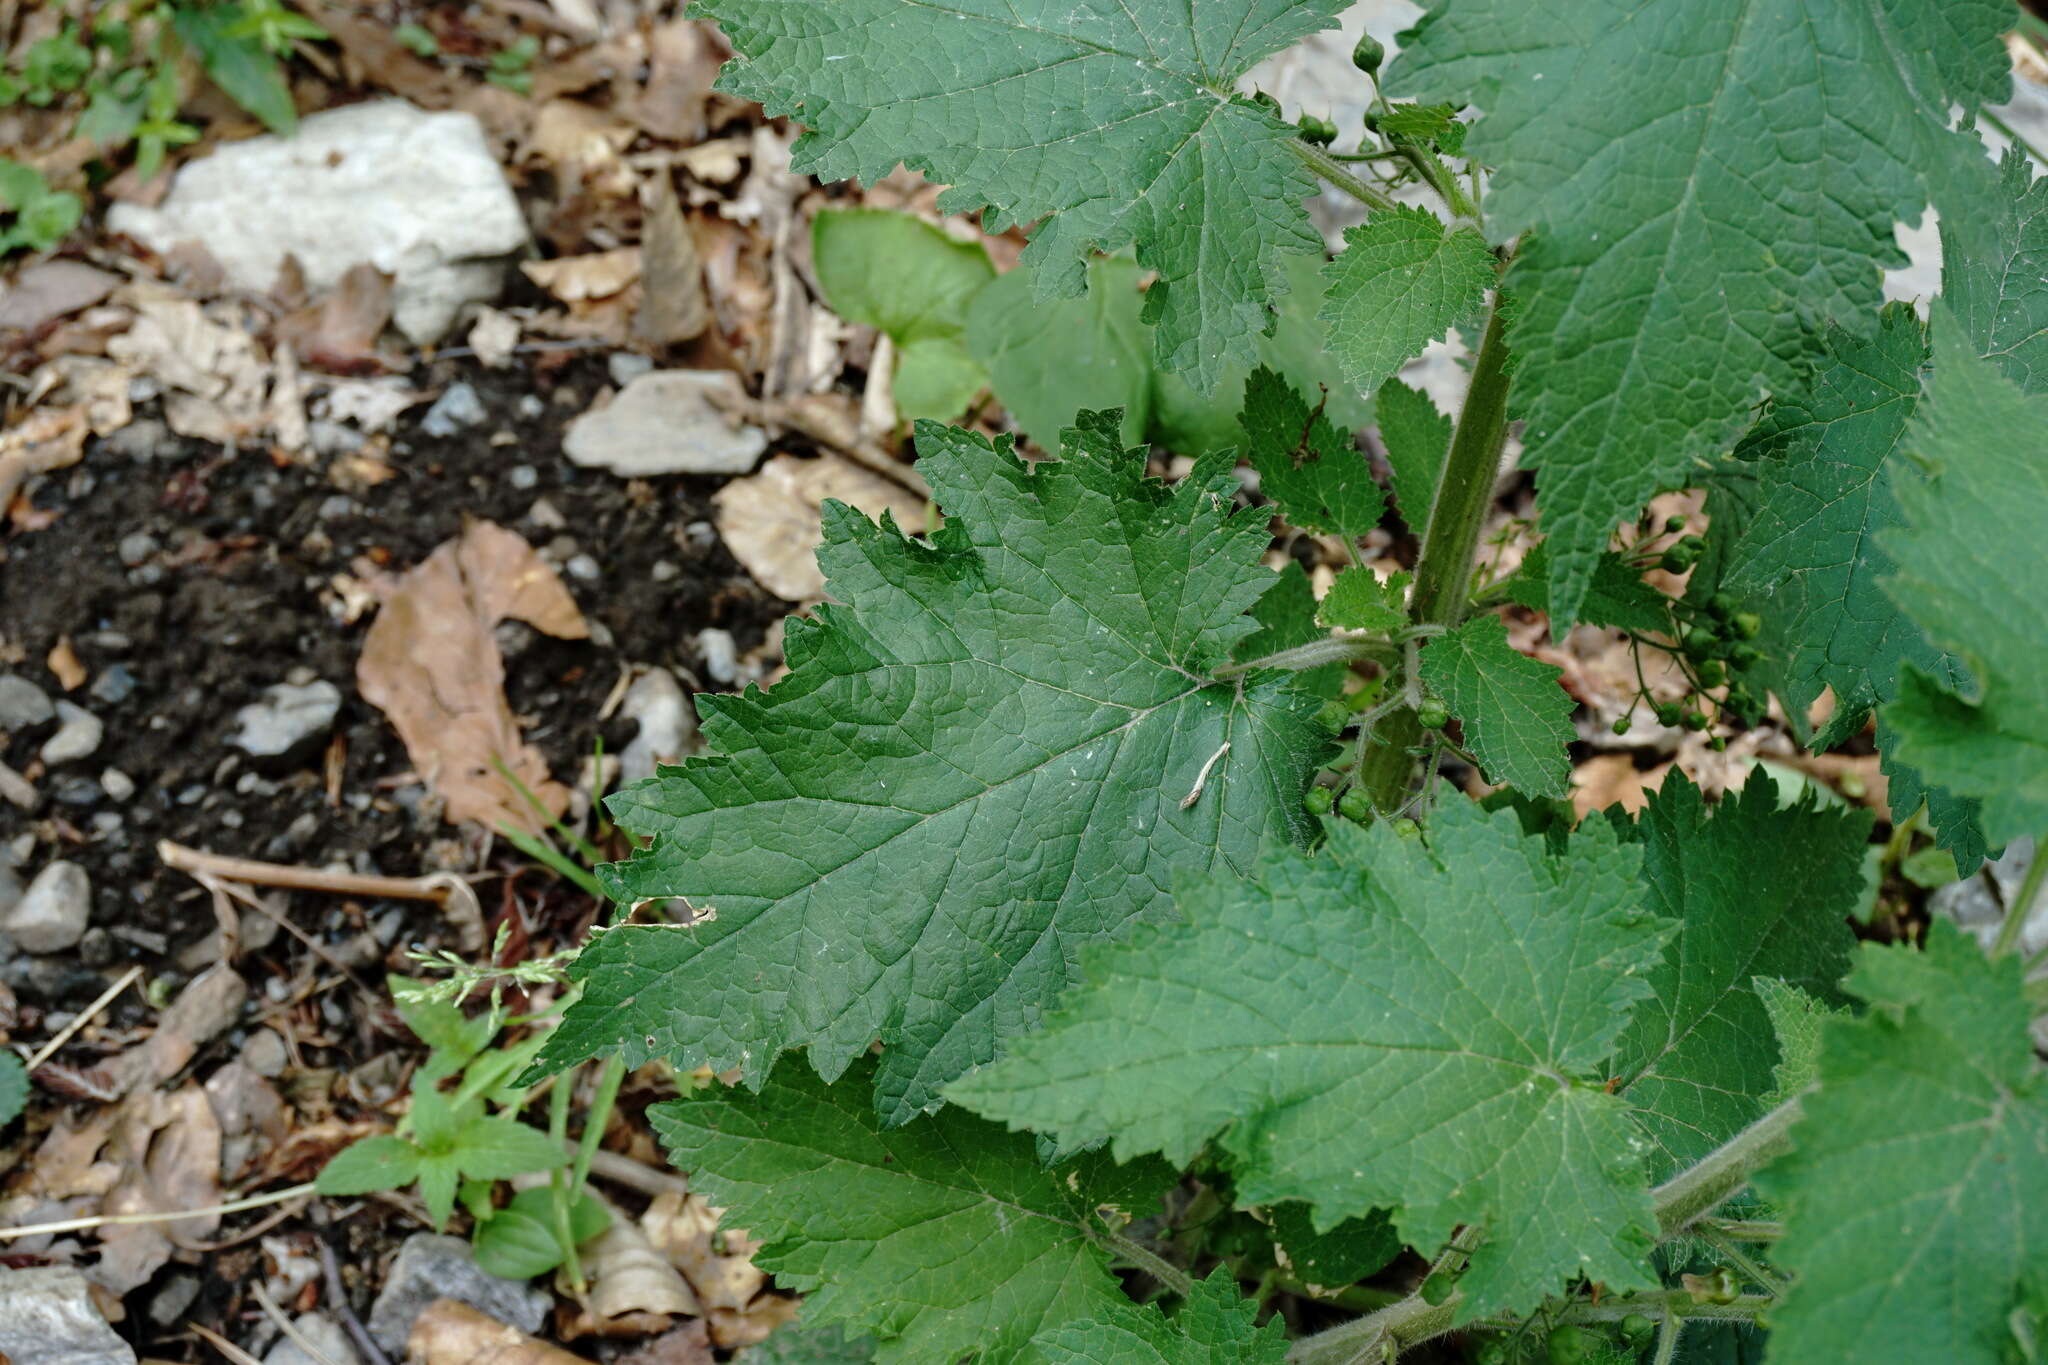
[619, 668, 697, 786]
[39, 702, 103, 766]
[695, 628, 739, 686]
[563, 370, 768, 477]
[6, 861, 91, 955]
[232, 681, 342, 759]
[108, 101, 528, 344]
[0, 1266, 137, 1365]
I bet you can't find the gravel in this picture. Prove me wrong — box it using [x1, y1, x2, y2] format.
[4, 861, 92, 955]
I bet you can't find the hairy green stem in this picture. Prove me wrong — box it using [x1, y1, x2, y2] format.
[1097, 1224, 1194, 1298]
[1220, 636, 1397, 677]
[1291, 140, 1399, 212]
[1355, 285, 1515, 813]
[1651, 1311, 1684, 1365]
[1991, 835, 2048, 958]
[1653, 1091, 1805, 1239]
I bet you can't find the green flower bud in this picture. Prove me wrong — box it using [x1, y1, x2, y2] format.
[1654, 702, 1681, 727]
[1611, 716, 1631, 735]
[1733, 611, 1763, 640]
[1730, 643, 1762, 672]
[1697, 657, 1727, 688]
[1707, 591, 1737, 620]
[1303, 786, 1334, 816]
[1664, 514, 1689, 533]
[1392, 817, 1422, 838]
[1620, 1313, 1655, 1342]
[1317, 699, 1350, 732]
[1683, 709, 1709, 732]
[1416, 699, 1450, 730]
[1251, 90, 1281, 116]
[1352, 33, 1385, 74]
[1546, 1325, 1596, 1364]
[1338, 788, 1374, 823]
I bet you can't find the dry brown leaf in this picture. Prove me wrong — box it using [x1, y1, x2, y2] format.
[1571, 754, 1675, 820]
[106, 286, 294, 446]
[523, 250, 642, 304]
[529, 99, 637, 200]
[0, 404, 87, 512]
[583, 1208, 699, 1322]
[674, 139, 748, 188]
[642, 1192, 764, 1315]
[47, 636, 85, 691]
[713, 453, 929, 601]
[273, 263, 397, 376]
[108, 963, 249, 1096]
[39, 356, 137, 438]
[707, 1296, 800, 1351]
[96, 1084, 224, 1293]
[357, 522, 588, 834]
[0, 259, 121, 335]
[634, 21, 725, 142]
[613, 1321, 714, 1365]
[317, 9, 460, 108]
[410, 1300, 588, 1365]
[633, 174, 708, 348]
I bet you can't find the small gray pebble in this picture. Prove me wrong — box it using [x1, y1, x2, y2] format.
[650, 560, 680, 582]
[0, 674, 54, 730]
[565, 553, 601, 582]
[100, 769, 135, 802]
[420, 382, 488, 437]
[607, 351, 657, 387]
[508, 464, 538, 490]
[516, 394, 545, 418]
[52, 777, 101, 807]
[89, 664, 138, 706]
[117, 532, 160, 567]
[4, 861, 91, 953]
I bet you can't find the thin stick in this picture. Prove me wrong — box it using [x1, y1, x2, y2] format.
[318, 1227, 396, 1365]
[160, 839, 484, 951]
[1992, 838, 2048, 958]
[23, 965, 143, 1069]
[0, 1182, 316, 1242]
[251, 1282, 348, 1365]
[191, 1325, 266, 1365]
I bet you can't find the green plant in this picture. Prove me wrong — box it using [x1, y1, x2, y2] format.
[0, 159, 84, 254]
[0, 0, 322, 205]
[527, 2, 2048, 1361]
[0, 1052, 28, 1127]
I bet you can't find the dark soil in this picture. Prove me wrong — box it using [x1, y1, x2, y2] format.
[0, 353, 786, 1000]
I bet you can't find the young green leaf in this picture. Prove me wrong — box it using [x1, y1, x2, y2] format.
[1034, 1269, 1287, 1365]
[471, 1187, 609, 1280]
[1240, 366, 1384, 538]
[701, 0, 1346, 390]
[1417, 614, 1574, 799]
[1319, 205, 1493, 397]
[1880, 309, 2048, 849]
[534, 413, 1327, 1123]
[390, 974, 495, 1079]
[1721, 307, 1962, 750]
[1752, 978, 1839, 1106]
[173, 6, 298, 135]
[1318, 566, 1410, 635]
[1756, 922, 2048, 1363]
[450, 1115, 569, 1180]
[968, 254, 1371, 456]
[316, 1135, 423, 1196]
[418, 1150, 461, 1232]
[950, 802, 1671, 1317]
[650, 1057, 1172, 1365]
[811, 208, 995, 419]
[1503, 544, 1669, 636]
[1373, 378, 1450, 531]
[1602, 771, 1868, 1178]
[1397, 0, 2011, 625]
[0, 1052, 24, 1127]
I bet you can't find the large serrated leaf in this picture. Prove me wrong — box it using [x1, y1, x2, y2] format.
[1879, 309, 2048, 850]
[1603, 771, 1868, 1179]
[651, 1058, 1172, 1365]
[701, 0, 1346, 391]
[1720, 307, 1966, 750]
[1418, 614, 1574, 799]
[1034, 1269, 1287, 1365]
[1396, 0, 2011, 625]
[533, 414, 1327, 1122]
[1756, 923, 2048, 1363]
[950, 801, 1672, 1317]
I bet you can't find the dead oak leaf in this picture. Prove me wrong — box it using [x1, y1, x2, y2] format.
[357, 521, 588, 834]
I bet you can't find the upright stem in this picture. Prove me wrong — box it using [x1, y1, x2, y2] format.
[1355, 283, 1515, 813]
[1991, 836, 2048, 958]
